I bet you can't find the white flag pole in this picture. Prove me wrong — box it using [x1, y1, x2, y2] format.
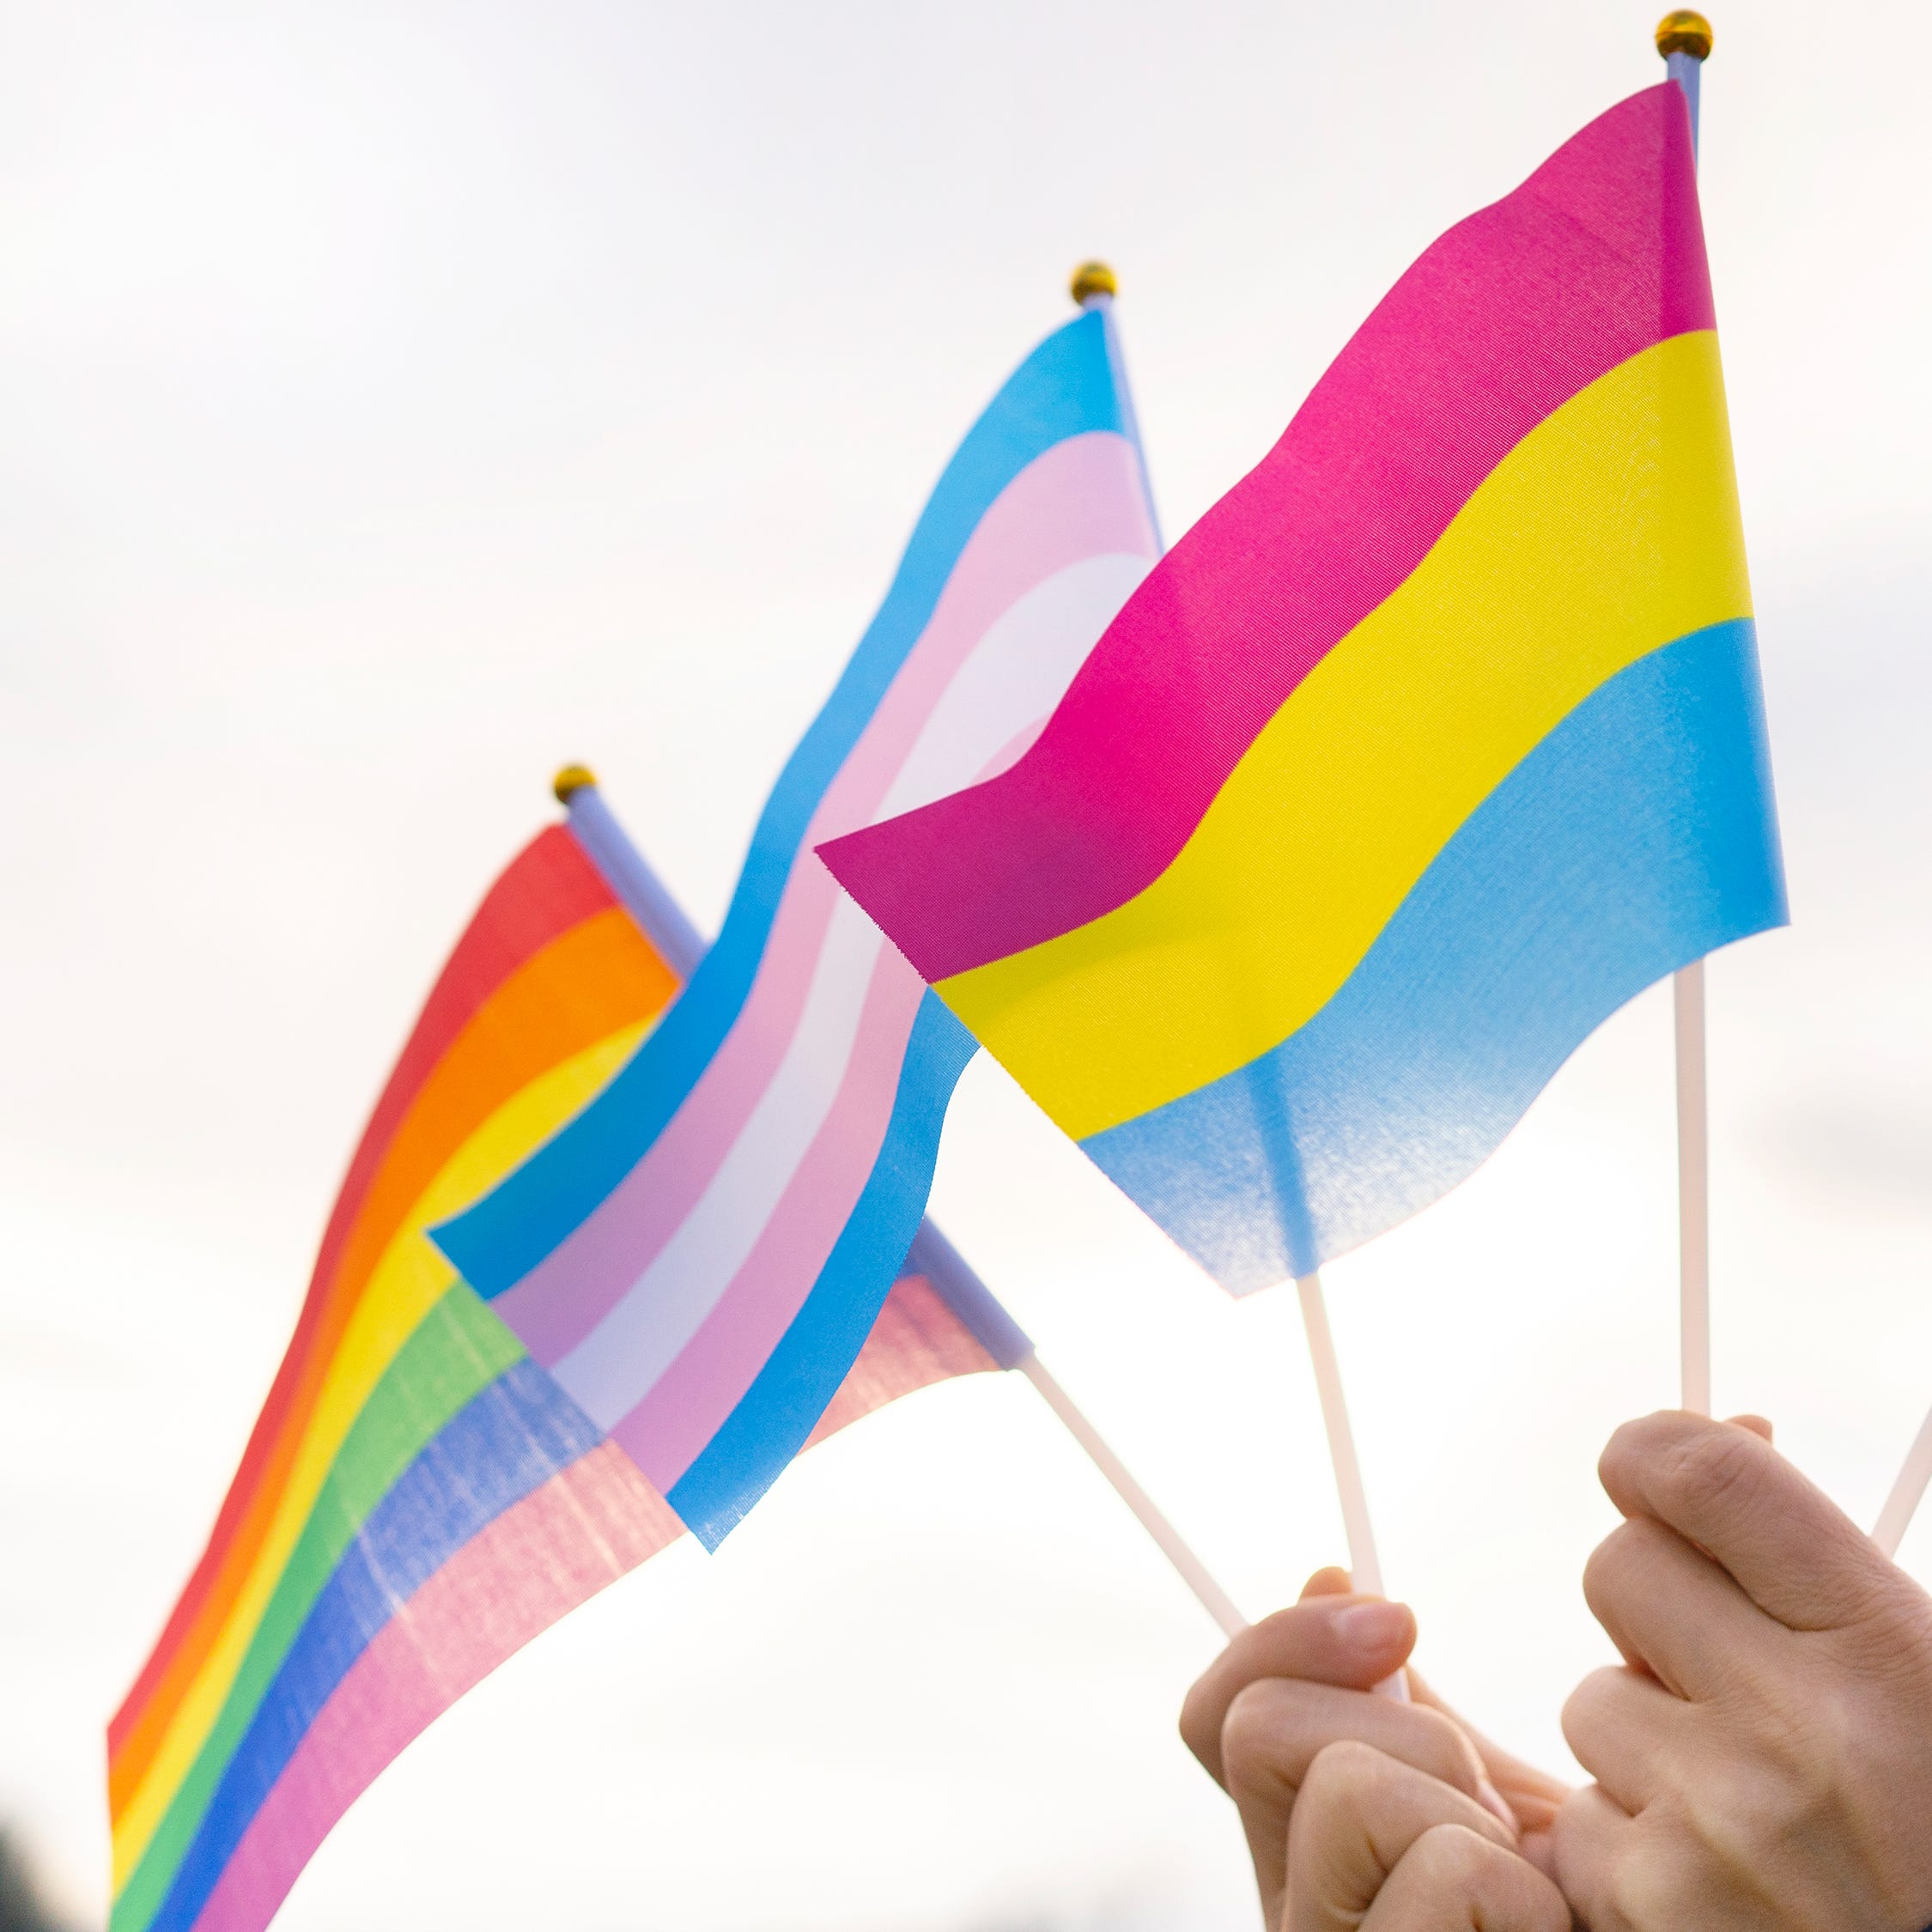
[1296, 1274, 1384, 1596]
[1298, 1272, 1406, 1697]
[553, 766, 1248, 1638]
[1659, 9, 1714, 1414]
[1874, 1400, 1932, 1559]
[1072, 260, 1164, 549]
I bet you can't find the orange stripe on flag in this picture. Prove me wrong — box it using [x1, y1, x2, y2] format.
[108, 908, 672, 1813]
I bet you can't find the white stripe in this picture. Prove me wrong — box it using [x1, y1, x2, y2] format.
[553, 891, 884, 1425]
[876, 551, 1152, 822]
[556, 551, 1149, 1426]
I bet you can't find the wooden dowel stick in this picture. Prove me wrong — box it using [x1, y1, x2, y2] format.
[1675, 960, 1711, 1415]
[1020, 1355, 1247, 1637]
[1874, 1399, 1932, 1559]
[1661, 13, 1712, 1415]
[1297, 1271, 1406, 1697]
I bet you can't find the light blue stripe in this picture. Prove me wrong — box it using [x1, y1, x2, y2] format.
[435, 313, 1121, 1297]
[1080, 618, 1786, 1293]
[666, 991, 978, 1548]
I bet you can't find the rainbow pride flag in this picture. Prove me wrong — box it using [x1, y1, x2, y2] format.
[822, 86, 1787, 1295]
[434, 305, 1160, 1542]
[108, 823, 1008, 1932]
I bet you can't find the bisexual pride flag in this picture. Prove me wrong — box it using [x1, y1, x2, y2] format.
[111, 823, 1013, 1932]
[823, 87, 1787, 1295]
[434, 305, 1161, 1542]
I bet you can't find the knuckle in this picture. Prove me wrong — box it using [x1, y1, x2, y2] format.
[1657, 1424, 1763, 1522]
[1302, 1735, 1381, 1795]
[1582, 1518, 1662, 1622]
[1296, 1736, 1385, 1826]
[1403, 1820, 1496, 1890]
[1580, 1527, 1629, 1616]
[1176, 1683, 1217, 1769]
[1358, 1694, 1486, 1792]
[1404, 1702, 1486, 1790]
[1599, 1412, 1674, 1488]
[1217, 1680, 1289, 1798]
[1560, 1665, 1624, 1754]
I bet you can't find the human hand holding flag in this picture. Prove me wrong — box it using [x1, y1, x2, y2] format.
[1184, 1414, 1932, 1932]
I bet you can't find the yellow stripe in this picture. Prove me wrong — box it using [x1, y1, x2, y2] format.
[111, 1023, 647, 1885]
[940, 331, 1750, 1138]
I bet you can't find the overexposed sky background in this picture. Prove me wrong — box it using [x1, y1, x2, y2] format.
[3, 2, 1929, 1926]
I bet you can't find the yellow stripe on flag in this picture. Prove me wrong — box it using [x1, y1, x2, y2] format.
[940, 331, 1750, 1138]
[111, 1022, 647, 1885]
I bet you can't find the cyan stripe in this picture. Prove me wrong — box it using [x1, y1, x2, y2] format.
[1080, 618, 1785, 1293]
[147, 1362, 604, 1932]
[666, 990, 978, 1548]
[434, 314, 1121, 1298]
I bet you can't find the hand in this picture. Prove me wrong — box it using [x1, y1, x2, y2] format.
[1277, 1737, 1571, 1929]
[1182, 1573, 1571, 1928]
[1556, 1411, 1932, 1930]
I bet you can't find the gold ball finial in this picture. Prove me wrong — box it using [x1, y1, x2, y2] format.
[552, 762, 598, 804]
[1070, 260, 1117, 307]
[1656, 9, 1712, 59]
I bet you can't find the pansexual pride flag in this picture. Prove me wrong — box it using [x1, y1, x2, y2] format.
[109, 823, 1009, 1932]
[435, 306, 1160, 1542]
[823, 86, 1787, 1295]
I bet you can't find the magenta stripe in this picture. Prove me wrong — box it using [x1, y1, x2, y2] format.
[494, 430, 1153, 1365]
[817, 84, 1712, 981]
[186, 1445, 681, 1932]
[611, 949, 929, 1489]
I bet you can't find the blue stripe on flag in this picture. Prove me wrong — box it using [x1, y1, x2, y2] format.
[434, 313, 1121, 1298]
[666, 990, 978, 1548]
[1080, 618, 1787, 1292]
[150, 1361, 604, 1932]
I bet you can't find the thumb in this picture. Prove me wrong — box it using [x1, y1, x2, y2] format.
[1182, 1593, 1418, 1783]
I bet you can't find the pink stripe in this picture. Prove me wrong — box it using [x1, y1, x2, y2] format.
[804, 1273, 998, 1443]
[493, 853, 841, 1355]
[188, 1445, 681, 1932]
[818, 85, 1713, 981]
[184, 1297, 993, 1932]
[495, 430, 1153, 1364]
[611, 947, 928, 1488]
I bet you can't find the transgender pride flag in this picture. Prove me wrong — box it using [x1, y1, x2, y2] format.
[435, 305, 1159, 1545]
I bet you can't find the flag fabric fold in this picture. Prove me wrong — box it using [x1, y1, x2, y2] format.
[820, 86, 1786, 1295]
[109, 826, 1005, 1932]
[432, 307, 1160, 1544]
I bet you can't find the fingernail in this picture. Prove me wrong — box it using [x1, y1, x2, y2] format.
[1474, 1775, 1519, 1837]
[1334, 1600, 1410, 1650]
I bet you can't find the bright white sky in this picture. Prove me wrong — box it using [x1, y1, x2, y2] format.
[3, 3, 1929, 1927]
